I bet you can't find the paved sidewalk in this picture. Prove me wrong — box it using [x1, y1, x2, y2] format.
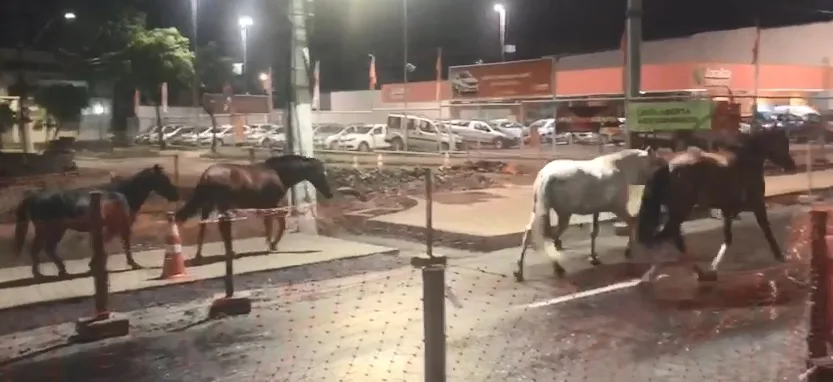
[370, 169, 833, 239]
[0, 233, 398, 310]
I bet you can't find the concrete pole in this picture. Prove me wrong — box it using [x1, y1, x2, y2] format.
[624, 0, 643, 149]
[288, 0, 317, 234]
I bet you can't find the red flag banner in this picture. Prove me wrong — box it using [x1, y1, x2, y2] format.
[369, 55, 378, 90]
[435, 47, 442, 101]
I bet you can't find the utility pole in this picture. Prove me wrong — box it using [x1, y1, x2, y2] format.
[286, 0, 317, 234]
[624, 0, 643, 149]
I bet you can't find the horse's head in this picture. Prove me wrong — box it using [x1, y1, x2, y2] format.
[265, 155, 334, 199]
[614, 147, 664, 185]
[748, 128, 796, 172]
[144, 164, 180, 202]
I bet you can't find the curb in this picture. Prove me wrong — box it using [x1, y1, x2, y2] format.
[0, 247, 400, 314]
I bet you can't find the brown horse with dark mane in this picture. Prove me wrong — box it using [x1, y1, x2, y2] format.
[636, 128, 797, 282]
[14, 165, 180, 277]
[175, 154, 342, 262]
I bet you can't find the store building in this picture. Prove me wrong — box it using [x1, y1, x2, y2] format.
[377, 20, 833, 123]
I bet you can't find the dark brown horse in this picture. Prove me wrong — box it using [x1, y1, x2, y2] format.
[636, 128, 797, 283]
[175, 154, 337, 262]
[14, 165, 180, 278]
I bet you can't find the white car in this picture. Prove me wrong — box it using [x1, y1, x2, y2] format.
[246, 124, 282, 146]
[314, 124, 356, 149]
[258, 126, 287, 148]
[527, 118, 571, 144]
[337, 124, 389, 151]
[167, 125, 202, 145]
[198, 125, 246, 146]
[146, 124, 184, 144]
[177, 126, 211, 146]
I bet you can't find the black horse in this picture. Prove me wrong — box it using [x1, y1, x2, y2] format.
[14, 165, 180, 278]
[175, 154, 338, 262]
[637, 128, 797, 282]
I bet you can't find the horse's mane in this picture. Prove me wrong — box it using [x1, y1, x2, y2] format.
[597, 149, 642, 164]
[263, 154, 318, 171]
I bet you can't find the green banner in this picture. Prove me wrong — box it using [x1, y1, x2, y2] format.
[625, 101, 713, 132]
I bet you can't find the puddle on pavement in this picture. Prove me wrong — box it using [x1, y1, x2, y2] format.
[432, 190, 504, 205]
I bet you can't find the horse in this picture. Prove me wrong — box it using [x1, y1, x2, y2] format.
[14, 164, 180, 278]
[174, 154, 339, 262]
[636, 128, 796, 283]
[513, 148, 663, 282]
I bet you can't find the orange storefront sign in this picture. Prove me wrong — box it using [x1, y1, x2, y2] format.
[448, 58, 553, 100]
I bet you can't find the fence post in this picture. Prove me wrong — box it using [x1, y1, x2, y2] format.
[209, 214, 252, 319]
[74, 191, 130, 342]
[173, 154, 180, 186]
[410, 168, 447, 382]
[249, 147, 256, 164]
[807, 209, 832, 381]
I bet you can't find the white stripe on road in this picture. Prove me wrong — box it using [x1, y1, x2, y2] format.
[520, 279, 641, 309]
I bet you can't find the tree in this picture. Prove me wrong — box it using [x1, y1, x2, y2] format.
[33, 84, 91, 139]
[197, 41, 235, 152]
[124, 27, 195, 150]
[0, 102, 15, 149]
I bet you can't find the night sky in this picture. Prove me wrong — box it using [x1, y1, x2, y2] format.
[2, 0, 832, 92]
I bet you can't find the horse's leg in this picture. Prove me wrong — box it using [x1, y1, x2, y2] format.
[263, 216, 275, 251]
[751, 203, 784, 262]
[697, 210, 735, 282]
[193, 207, 212, 261]
[514, 213, 535, 282]
[43, 227, 68, 277]
[612, 208, 636, 259]
[551, 213, 572, 277]
[121, 222, 141, 270]
[28, 227, 45, 278]
[588, 213, 602, 266]
[270, 213, 287, 251]
[216, 203, 234, 257]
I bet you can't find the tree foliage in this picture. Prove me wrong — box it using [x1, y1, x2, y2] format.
[125, 28, 195, 103]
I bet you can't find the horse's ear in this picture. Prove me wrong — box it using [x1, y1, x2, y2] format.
[153, 164, 163, 173]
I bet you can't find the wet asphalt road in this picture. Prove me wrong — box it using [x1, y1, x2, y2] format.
[0, 205, 815, 382]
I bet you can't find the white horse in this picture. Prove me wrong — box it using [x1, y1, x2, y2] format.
[513, 148, 662, 282]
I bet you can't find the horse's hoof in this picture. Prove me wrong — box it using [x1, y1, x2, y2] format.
[588, 257, 603, 267]
[129, 263, 144, 270]
[513, 270, 524, 282]
[697, 270, 719, 283]
[554, 239, 563, 250]
[623, 247, 632, 259]
[553, 263, 567, 278]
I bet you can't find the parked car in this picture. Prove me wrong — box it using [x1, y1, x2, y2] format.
[178, 126, 211, 146]
[167, 125, 202, 145]
[337, 124, 388, 151]
[197, 124, 246, 146]
[489, 119, 528, 137]
[769, 105, 823, 142]
[450, 70, 479, 94]
[525, 118, 571, 145]
[137, 124, 183, 144]
[572, 131, 601, 144]
[447, 119, 517, 149]
[246, 124, 282, 146]
[258, 126, 287, 148]
[314, 124, 356, 149]
[384, 114, 463, 152]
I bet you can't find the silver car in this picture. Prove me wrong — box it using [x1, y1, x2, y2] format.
[448, 119, 517, 149]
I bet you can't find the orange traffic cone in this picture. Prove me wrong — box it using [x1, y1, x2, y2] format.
[160, 212, 186, 279]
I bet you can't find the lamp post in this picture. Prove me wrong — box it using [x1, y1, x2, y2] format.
[190, 0, 200, 108]
[238, 15, 254, 93]
[493, 4, 507, 61]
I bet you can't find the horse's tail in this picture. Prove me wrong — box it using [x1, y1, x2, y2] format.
[527, 172, 554, 256]
[637, 165, 671, 244]
[13, 195, 32, 257]
[175, 182, 211, 222]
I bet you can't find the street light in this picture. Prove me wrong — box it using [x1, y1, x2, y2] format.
[238, 16, 254, 93]
[64, 12, 76, 20]
[493, 3, 507, 61]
